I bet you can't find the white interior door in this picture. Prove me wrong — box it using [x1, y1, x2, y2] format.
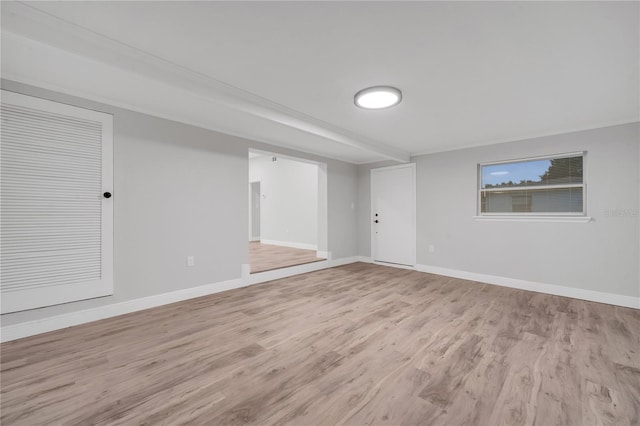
[371, 164, 416, 266]
[1, 90, 113, 313]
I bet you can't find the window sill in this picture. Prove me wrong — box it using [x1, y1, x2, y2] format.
[473, 215, 592, 223]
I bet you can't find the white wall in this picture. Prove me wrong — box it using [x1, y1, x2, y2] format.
[0, 80, 359, 327]
[359, 123, 640, 299]
[249, 155, 318, 248]
[249, 181, 261, 241]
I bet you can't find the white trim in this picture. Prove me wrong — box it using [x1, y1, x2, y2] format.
[371, 260, 415, 270]
[1, 256, 363, 342]
[248, 180, 261, 243]
[245, 256, 359, 285]
[249, 148, 324, 167]
[241, 263, 251, 280]
[317, 251, 331, 259]
[479, 151, 586, 167]
[354, 257, 638, 309]
[4, 257, 636, 342]
[473, 216, 592, 223]
[478, 152, 587, 217]
[260, 239, 318, 251]
[317, 162, 330, 259]
[482, 183, 584, 193]
[370, 163, 416, 173]
[0, 277, 245, 342]
[414, 264, 639, 310]
[1, 89, 110, 120]
[0, 90, 114, 313]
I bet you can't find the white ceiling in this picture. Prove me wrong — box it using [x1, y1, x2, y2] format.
[2, 1, 638, 164]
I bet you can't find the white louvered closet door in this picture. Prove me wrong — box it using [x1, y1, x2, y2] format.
[1, 90, 113, 313]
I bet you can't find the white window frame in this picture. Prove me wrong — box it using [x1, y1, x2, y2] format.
[475, 151, 591, 223]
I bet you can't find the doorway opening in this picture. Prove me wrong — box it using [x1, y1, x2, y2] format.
[248, 149, 328, 274]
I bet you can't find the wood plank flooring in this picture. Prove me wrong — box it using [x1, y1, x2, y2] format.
[1, 263, 639, 425]
[249, 241, 324, 273]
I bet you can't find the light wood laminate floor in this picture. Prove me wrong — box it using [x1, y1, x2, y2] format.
[249, 241, 324, 273]
[1, 263, 639, 425]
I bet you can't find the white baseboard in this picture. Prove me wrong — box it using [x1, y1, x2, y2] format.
[414, 264, 640, 310]
[0, 256, 362, 342]
[371, 260, 415, 270]
[0, 277, 247, 343]
[6, 257, 635, 342]
[260, 239, 318, 251]
[241, 263, 251, 279]
[317, 250, 331, 259]
[246, 256, 359, 285]
[356, 257, 638, 309]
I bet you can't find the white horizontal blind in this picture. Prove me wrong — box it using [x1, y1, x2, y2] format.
[1, 90, 113, 313]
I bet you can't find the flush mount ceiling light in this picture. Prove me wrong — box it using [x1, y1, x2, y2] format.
[354, 86, 402, 110]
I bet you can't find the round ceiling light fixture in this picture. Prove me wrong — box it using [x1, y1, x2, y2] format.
[354, 86, 402, 110]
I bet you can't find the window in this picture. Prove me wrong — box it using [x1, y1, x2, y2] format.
[478, 152, 585, 216]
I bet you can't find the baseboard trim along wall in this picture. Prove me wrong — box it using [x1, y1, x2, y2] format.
[414, 263, 640, 310]
[244, 256, 355, 285]
[260, 239, 318, 251]
[317, 250, 331, 259]
[4, 257, 638, 342]
[0, 256, 360, 342]
[358, 256, 639, 309]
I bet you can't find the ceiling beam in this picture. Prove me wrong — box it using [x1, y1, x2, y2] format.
[2, 2, 411, 163]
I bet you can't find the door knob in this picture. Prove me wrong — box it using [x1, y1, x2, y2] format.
[103, 192, 112, 199]
[374, 220, 379, 223]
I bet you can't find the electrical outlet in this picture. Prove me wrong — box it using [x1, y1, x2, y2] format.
[187, 256, 195, 267]
[428, 245, 435, 253]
